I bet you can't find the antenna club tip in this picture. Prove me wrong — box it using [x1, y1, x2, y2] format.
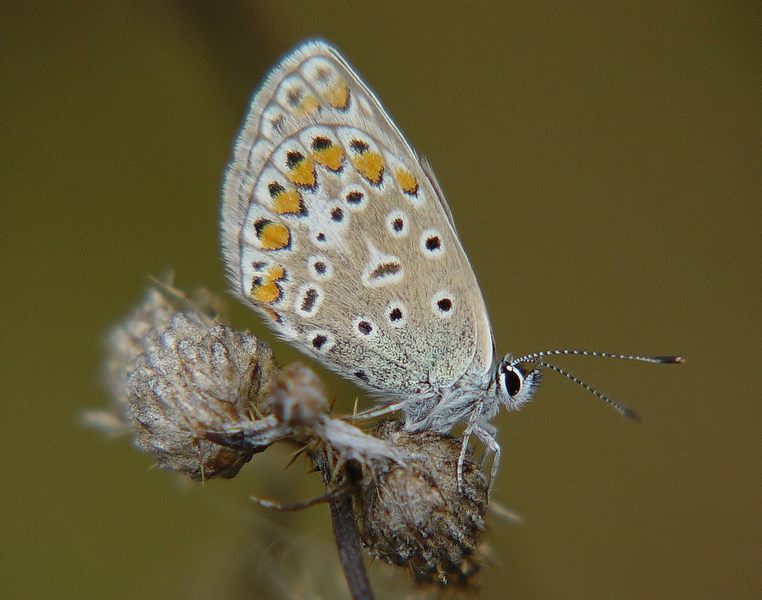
[654, 355, 684, 364]
[623, 408, 642, 423]
[659, 356, 685, 365]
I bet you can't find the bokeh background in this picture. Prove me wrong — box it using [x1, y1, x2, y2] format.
[2, 2, 759, 598]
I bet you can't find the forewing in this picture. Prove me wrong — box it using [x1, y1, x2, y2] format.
[221, 40, 494, 396]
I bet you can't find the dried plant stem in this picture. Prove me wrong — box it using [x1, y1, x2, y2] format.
[315, 449, 374, 600]
[329, 492, 374, 600]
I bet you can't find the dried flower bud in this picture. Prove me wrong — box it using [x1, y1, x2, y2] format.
[357, 421, 488, 585]
[97, 286, 276, 479]
[266, 363, 330, 426]
[103, 288, 178, 413]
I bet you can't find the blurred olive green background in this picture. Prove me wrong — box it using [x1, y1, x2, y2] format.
[2, 2, 760, 598]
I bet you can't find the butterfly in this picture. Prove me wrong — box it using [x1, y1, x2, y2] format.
[220, 40, 681, 487]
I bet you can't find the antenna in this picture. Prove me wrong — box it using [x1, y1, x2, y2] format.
[536, 360, 641, 422]
[512, 349, 684, 366]
[509, 349, 683, 422]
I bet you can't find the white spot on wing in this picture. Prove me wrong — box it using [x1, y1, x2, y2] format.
[431, 290, 455, 319]
[386, 209, 408, 238]
[361, 242, 403, 288]
[342, 184, 367, 211]
[260, 106, 286, 141]
[420, 228, 444, 257]
[353, 316, 378, 339]
[295, 283, 323, 317]
[386, 300, 407, 328]
[307, 329, 334, 353]
[307, 255, 333, 280]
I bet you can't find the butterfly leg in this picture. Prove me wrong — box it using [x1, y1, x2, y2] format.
[457, 427, 472, 494]
[457, 403, 484, 493]
[473, 423, 501, 495]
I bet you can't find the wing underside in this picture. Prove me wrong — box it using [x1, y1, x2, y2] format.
[221, 40, 494, 396]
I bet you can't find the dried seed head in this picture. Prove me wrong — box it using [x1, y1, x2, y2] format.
[99, 286, 276, 479]
[103, 288, 179, 414]
[266, 362, 330, 426]
[357, 421, 488, 585]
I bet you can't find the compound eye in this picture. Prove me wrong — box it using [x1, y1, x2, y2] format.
[502, 365, 523, 397]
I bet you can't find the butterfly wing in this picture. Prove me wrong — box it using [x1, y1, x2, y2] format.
[221, 40, 494, 397]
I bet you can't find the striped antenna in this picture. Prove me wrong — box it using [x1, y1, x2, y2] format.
[512, 349, 683, 366]
[536, 360, 641, 422]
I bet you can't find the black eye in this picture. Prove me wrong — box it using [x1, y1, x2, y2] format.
[503, 367, 522, 396]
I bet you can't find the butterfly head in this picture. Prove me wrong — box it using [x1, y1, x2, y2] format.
[495, 355, 542, 411]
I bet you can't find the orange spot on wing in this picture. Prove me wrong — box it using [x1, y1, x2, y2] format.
[256, 221, 291, 251]
[286, 158, 316, 188]
[252, 280, 281, 304]
[394, 168, 419, 195]
[251, 264, 287, 304]
[325, 80, 350, 109]
[296, 95, 321, 116]
[353, 151, 384, 185]
[265, 265, 286, 281]
[312, 145, 344, 171]
[272, 189, 304, 215]
[261, 307, 282, 323]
